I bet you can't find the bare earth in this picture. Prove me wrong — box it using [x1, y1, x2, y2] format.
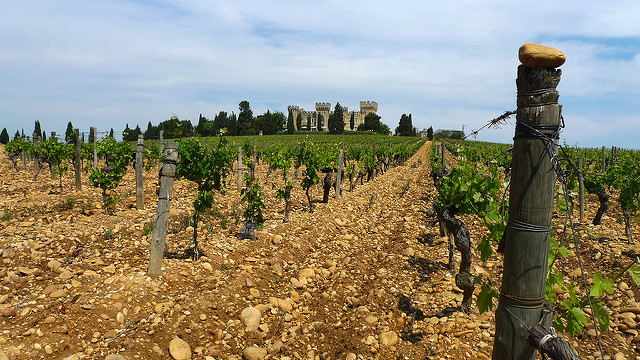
[1, 141, 639, 359]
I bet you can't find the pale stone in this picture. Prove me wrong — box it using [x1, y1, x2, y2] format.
[169, 337, 192, 360]
[240, 307, 261, 331]
[269, 297, 293, 311]
[380, 331, 399, 346]
[242, 346, 267, 360]
[518, 43, 566, 68]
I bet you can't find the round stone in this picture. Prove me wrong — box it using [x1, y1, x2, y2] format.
[518, 43, 566, 68]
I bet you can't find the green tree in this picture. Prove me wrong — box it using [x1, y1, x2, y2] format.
[296, 113, 302, 131]
[364, 113, 381, 132]
[33, 120, 42, 138]
[0, 128, 9, 144]
[287, 110, 295, 134]
[144, 121, 159, 139]
[65, 122, 75, 143]
[328, 102, 345, 135]
[237, 101, 253, 136]
[427, 126, 433, 140]
[396, 114, 415, 136]
[317, 114, 324, 131]
[350, 112, 355, 131]
[306, 115, 311, 131]
[109, 128, 114, 138]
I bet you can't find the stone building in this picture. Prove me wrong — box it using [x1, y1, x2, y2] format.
[287, 101, 378, 131]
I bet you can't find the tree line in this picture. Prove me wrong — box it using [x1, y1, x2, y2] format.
[0, 101, 467, 145]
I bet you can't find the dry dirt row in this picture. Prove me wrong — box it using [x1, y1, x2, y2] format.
[0, 141, 639, 359]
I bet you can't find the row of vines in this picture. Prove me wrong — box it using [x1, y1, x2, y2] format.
[430, 139, 640, 337]
[3, 133, 425, 260]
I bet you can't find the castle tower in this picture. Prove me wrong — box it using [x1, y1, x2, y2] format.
[315, 102, 331, 131]
[287, 105, 301, 130]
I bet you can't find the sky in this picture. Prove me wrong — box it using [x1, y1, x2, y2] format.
[1, 1, 639, 148]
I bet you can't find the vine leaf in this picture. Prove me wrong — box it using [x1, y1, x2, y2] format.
[627, 263, 640, 287]
[591, 301, 610, 332]
[590, 272, 614, 298]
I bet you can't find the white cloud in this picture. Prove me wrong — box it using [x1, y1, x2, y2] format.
[0, 0, 639, 148]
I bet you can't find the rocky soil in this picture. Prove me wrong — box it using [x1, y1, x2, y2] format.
[1, 141, 640, 360]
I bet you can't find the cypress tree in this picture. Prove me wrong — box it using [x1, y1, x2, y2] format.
[0, 128, 9, 144]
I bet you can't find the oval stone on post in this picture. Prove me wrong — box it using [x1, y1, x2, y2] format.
[518, 43, 566, 68]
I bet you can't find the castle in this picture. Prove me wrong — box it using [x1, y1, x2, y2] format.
[287, 101, 378, 131]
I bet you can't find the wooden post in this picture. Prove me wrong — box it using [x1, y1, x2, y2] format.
[21, 134, 26, 168]
[601, 146, 606, 173]
[492, 65, 562, 360]
[159, 130, 164, 165]
[135, 134, 145, 210]
[73, 129, 82, 191]
[441, 142, 446, 169]
[336, 149, 344, 198]
[33, 132, 39, 177]
[91, 127, 98, 171]
[237, 146, 243, 190]
[578, 158, 585, 223]
[148, 141, 179, 279]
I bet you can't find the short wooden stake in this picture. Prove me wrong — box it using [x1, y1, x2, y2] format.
[601, 146, 606, 173]
[335, 149, 344, 198]
[148, 141, 178, 279]
[73, 129, 82, 191]
[237, 146, 243, 190]
[91, 127, 98, 171]
[135, 134, 145, 210]
[492, 65, 562, 360]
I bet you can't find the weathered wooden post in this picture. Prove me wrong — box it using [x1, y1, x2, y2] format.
[73, 129, 82, 191]
[135, 134, 145, 210]
[148, 141, 178, 279]
[578, 158, 585, 223]
[32, 132, 40, 177]
[493, 44, 565, 360]
[335, 149, 344, 198]
[21, 134, 26, 168]
[441, 142, 446, 169]
[91, 127, 98, 171]
[237, 146, 243, 190]
[601, 146, 606, 173]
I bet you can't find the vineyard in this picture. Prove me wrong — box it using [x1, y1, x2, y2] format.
[1, 133, 640, 360]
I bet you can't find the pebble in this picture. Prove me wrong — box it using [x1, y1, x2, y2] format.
[242, 346, 267, 360]
[103, 264, 116, 274]
[169, 337, 192, 360]
[105, 355, 128, 360]
[380, 331, 399, 346]
[272, 234, 283, 244]
[240, 306, 261, 331]
[269, 297, 293, 311]
[1, 307, 14, 317]
[44, 345, 53, 354]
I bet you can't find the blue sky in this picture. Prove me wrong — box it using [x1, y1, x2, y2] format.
[1, 1, 639, 148]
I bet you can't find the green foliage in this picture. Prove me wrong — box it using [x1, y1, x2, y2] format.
[433, 129, 465, 140]
[295, 139, 321, 212]
[36, 138, 74, 187]
[241, 171, 265, 228]
[328, 102, 345, 135]
[0, 128, 9, 144]
[176, 135, 231, 257]
[474, 275, 499, 313]
[5, 136, 33, 156]
[396, 114, 416, 136]
[437, 162, 507, 261]
[287, 110, 295, 134]
[89, 137, 133, 213]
